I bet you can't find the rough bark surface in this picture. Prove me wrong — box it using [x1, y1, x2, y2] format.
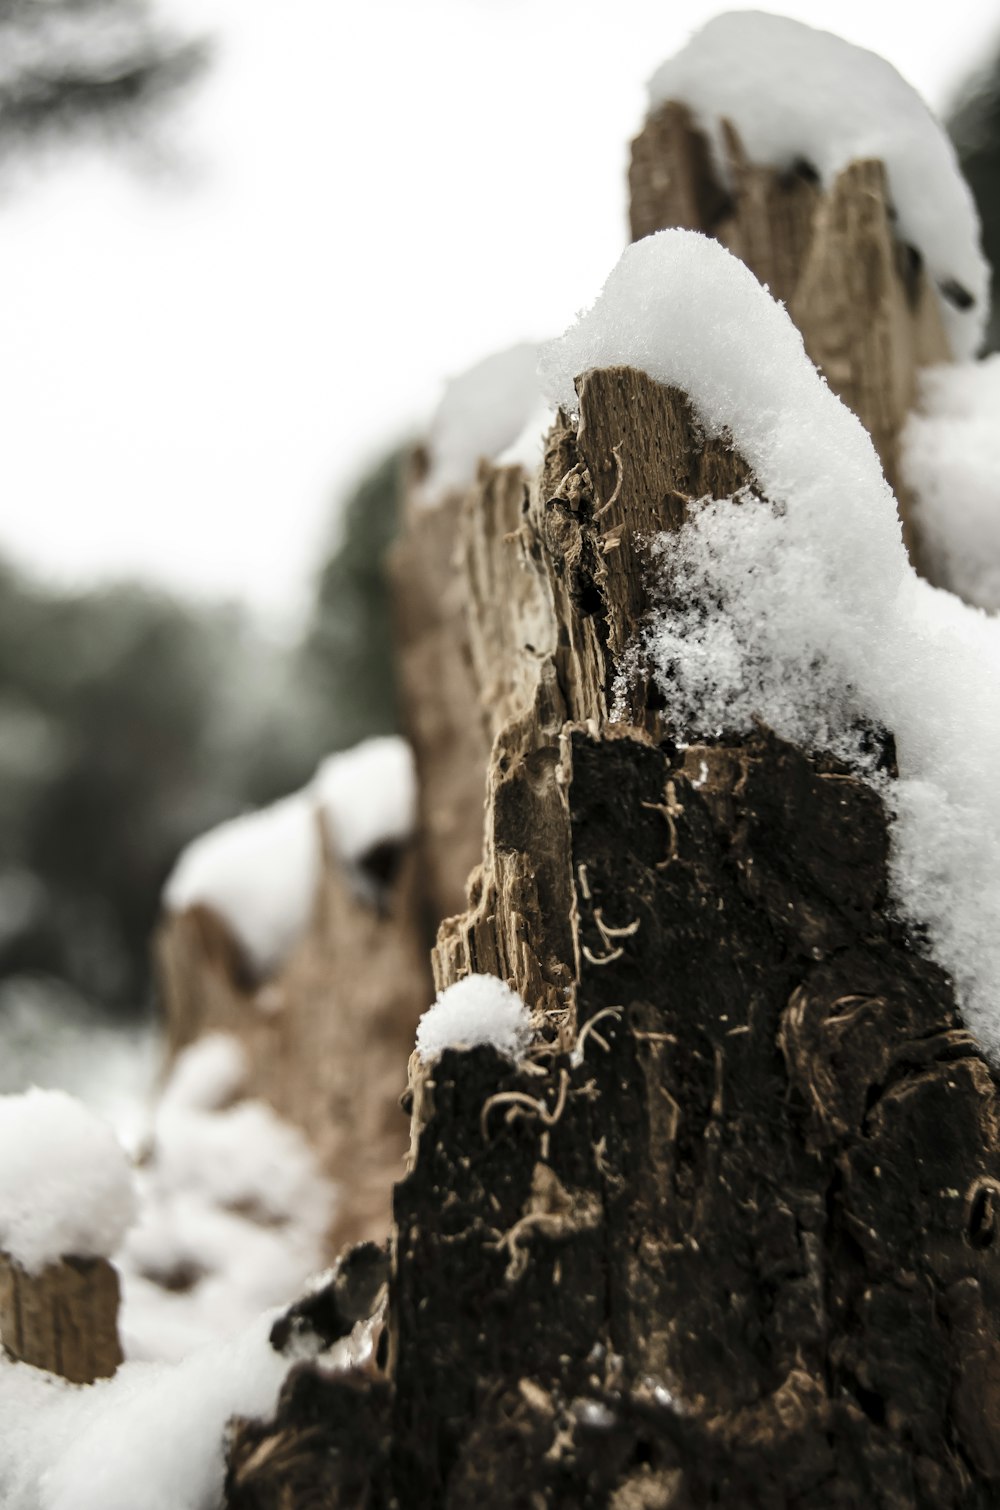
[226, 368, 1000, 1506]
[0, 1251, 123, 1383]
[389, 456, 493, 934]
[156, 827, 431, 1254]
[629, 103, 951, 570]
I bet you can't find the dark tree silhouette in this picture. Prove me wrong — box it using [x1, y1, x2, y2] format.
[0, 0, 208, 164]
[949, 43, 1000, 352]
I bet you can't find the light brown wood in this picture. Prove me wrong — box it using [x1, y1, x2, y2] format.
[155, 820, 431, 1254]
[628, 102, 952, 571]
[0, 1251, 123, 1383]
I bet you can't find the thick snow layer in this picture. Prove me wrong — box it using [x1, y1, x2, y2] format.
[164, 736, 416, 977]
[0, 1089, 135, 1274]
[540, 229, 1000, 1052]
[0, 1312, 292, 1510]
[901, 357, 1000, 612]
[416, 974, 534, 1060]
[118, 1034, 335, 1362]
[647, 12, 988, 359]
[417, 342, 544, 504]
[163, 791, 317, 977]
[314, 735, 416, 864]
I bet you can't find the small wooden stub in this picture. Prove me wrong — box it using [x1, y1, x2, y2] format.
[0, 1250, 123, 1384]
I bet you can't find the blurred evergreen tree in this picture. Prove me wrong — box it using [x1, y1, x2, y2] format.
[949, 43, 1000, 352]
[0, 0, 207, 165]
[0, 558, 323, 1013]
[300, 447, 405, 752]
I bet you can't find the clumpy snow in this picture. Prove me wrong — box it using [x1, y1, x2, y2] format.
[0, 1089, 135, 1274]
[416, 342, 545, 504]
[647, 12, 988, 359]
[0, 1312, 293, 1510]
[415, 974, 534, 1060]
[164, 736, 416, 977]
[157, 1031, 247, 1115]
[540, 229, 1000, 1053]
[901, 357, 1000, 612]
[118, 1034, 335, 1363]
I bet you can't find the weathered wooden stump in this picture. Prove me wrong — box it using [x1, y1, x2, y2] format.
[0, 1251, 123, 1384]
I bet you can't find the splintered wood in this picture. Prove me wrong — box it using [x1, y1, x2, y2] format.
[630, 102, 951, 570]
[230, 362, 1000, 1507]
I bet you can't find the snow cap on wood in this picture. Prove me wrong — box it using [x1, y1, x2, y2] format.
[541, 226, 1000, 1054]
[0, 1088, 136, 1275]
[646, 10, 988, 358]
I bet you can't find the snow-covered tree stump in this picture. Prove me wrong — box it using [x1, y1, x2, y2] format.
[0, 1253, 123, 1384]
[157, 789, 431, 1254]
[226, 349, 1000, 1505]
[224, 18, 998, 1504]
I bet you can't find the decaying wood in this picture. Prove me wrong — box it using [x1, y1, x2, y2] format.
[155, 821, 431, 1254]
[0, 1251, 122, 1383]
[389, 453, 492, 933]
[629, 102, 951, 569]
[227, 368, 1000, 1506]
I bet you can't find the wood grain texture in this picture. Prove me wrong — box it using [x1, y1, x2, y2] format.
[629, 103, 952, 572]
[0, 1252, 123, 1383]
[156, 823, 431, 1255]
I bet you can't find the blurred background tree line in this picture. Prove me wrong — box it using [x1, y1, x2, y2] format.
[0, 0, 997, 1034]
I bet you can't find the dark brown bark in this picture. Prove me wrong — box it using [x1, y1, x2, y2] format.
[226, 368, 1000, 1506]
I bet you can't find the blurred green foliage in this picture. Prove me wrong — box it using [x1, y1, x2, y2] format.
[301, 447, 403, 751]
[0, 444, 404, 1016]
[949, 43, 1000, 353]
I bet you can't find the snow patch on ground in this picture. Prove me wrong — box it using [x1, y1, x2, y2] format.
[647, 11, 988, 359]
[0, 1312, 291, 1510]
[540, 228, 1000, 1053]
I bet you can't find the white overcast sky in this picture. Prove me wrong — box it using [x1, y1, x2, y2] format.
[0, 0, 996, 630]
